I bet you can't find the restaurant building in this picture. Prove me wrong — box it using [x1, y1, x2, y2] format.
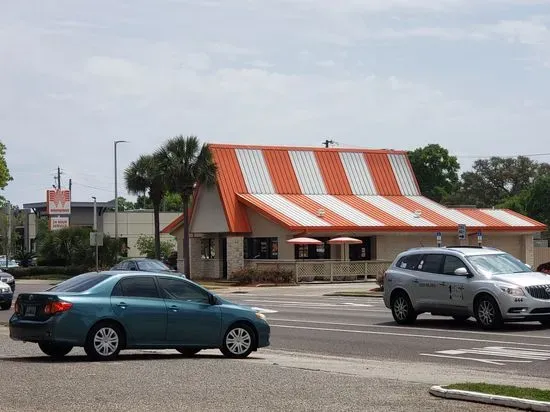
[162, 144, 546, 280]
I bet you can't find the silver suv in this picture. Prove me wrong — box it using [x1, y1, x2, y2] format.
[383, 246, 550, 330]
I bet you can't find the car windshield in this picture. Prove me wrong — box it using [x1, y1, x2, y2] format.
[47, 273, 111, 293]
[138, 260, 171, 271]
[466, 253, 531, 276]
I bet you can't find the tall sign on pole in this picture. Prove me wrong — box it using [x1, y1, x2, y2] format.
[436, 231, 442, 247]
[47, 188, 71, 230]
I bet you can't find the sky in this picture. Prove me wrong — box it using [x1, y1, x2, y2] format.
[1, 0, 550, 207]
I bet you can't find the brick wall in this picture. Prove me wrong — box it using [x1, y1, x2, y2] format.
[226, 236, 244, 279]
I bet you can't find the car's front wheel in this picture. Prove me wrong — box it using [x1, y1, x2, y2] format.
[176, 348, 201, 357]
[220, 324, 255, 358]
[84, 322, 123, 361]
[391, 292, 417, 325]
[474, 295, 503, 330]
[38, 342, 73, 359]
[0, 301, 11, 311]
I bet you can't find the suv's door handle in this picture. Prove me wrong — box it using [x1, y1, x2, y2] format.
[439, 282, 446, 286]
[117, 302, 127, 309]
[413, 279, 419, 284]
[169, 305, 178, 312]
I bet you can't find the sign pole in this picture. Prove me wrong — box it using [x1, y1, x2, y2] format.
[436, 231, 442, 247]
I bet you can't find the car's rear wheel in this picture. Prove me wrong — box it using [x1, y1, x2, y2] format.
[84, 322, 123, 361]
[38, 342, 73, 358]
[391, 292, 417, 325]
[0, 301, 11, 311]
[452, 315, 470, 322]
[220, 324, 255, 358]
[176, 348, 201, 357]
[474, 295, 503, 330]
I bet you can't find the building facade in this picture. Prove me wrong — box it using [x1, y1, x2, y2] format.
[23, 201, 179, 257]
[163, 144, 546, 280]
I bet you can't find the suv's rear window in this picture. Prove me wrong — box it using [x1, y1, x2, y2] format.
[48, 273, 110, 293]
[396, 254, 422, 270]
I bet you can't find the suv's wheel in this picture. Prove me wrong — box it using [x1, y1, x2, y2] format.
[474, 295, 503, 330]
[220, 324, 255, 358]
[84, 322, 123, 361]
[0, 301, 11, 311]
[391, 292, 417, 325]
[38, 342, 73, 358]
[176, 348, 201, 357]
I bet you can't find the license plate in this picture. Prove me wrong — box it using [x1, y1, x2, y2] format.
[24, 305, 36, 317]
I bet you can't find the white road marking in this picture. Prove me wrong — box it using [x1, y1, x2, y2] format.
[270, 324, 550, 347]
[341, 303, 373, 307]
[268, 318, 550, 340]
[421, 346, 550, 365]
[250, 307, 279, 314]
[419, 353, 531, 366]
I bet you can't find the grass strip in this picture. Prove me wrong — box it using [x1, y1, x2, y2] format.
[446, 383, 550, 402]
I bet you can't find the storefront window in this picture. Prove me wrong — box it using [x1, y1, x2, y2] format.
[243, 237, 278, 259]
[294, 238, 331, 259]
[201, 238, 216, 259]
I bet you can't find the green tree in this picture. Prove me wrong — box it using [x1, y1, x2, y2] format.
[135, 192, 182, 212]
[523, 174, 550, 226]
[450, 156, 548, 207]
[156, 135, 217, 278]
[408, 144, 460, 202]
[135, 234, 175, 259]
[0, 142, 13, 190]
[125, 154, 167, 260]
[116, 197, 136, 211]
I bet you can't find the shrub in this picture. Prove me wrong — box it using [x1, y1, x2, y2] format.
[231, 268, 294, 285]
[5, 265, 92, 278]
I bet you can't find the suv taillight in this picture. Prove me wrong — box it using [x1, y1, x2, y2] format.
[44, 301, 73, 315]
[14, 300, 21, 315]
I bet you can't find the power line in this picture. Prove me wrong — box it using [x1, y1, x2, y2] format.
[455, 152, 550, 159]
[71, 181, 113, 193]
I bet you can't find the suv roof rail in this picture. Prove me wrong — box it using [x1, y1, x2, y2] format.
[444, 245, 484, 249]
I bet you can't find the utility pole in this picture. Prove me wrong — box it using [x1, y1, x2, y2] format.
[322, 139, 335, 148]
[5, 202, 10, 268]
[57, 167, 61, 189]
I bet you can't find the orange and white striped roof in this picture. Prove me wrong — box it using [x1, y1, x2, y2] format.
[163, 144, 546, 234]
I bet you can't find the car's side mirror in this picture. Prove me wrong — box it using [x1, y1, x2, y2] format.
[454, 267, 471, 277]
[208, 293, 217, 305]
[526, 264, 532, 269]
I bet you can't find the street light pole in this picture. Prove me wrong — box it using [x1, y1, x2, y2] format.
[92, 196, 98, 272]
[114, 140, 128, 242]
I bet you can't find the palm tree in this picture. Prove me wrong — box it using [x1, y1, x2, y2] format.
[156, 135, 217, 278]
[124, 154, 166, 260]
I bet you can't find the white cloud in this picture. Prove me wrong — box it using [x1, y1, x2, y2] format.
[1, 0, 550, 205]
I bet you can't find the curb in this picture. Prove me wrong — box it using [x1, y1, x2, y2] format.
[430, 385, 550, 411]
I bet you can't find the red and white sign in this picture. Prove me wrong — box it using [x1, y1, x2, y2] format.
[50, 217, 70, 231]
[47, 189, 71, 215]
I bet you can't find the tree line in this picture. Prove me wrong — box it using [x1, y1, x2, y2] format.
[408, 144, 550, 231]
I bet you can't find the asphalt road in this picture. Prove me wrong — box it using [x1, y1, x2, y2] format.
[218, 286, 550, 379]
[1, 282, 548, 410]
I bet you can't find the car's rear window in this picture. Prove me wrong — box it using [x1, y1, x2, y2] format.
[48, 273, 111, 293]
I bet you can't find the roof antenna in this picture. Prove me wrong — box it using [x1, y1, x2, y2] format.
[322, 139, 336, 148]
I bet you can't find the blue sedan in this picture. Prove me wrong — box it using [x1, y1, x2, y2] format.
[9, 271, 270, 361]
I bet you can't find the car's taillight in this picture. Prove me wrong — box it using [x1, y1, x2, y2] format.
[14, 300, 21, 314]
[44, 301, 73, 315]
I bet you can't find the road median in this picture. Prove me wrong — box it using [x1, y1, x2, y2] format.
[430, 383, 550, 411]
[323, 290, 383, 298]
